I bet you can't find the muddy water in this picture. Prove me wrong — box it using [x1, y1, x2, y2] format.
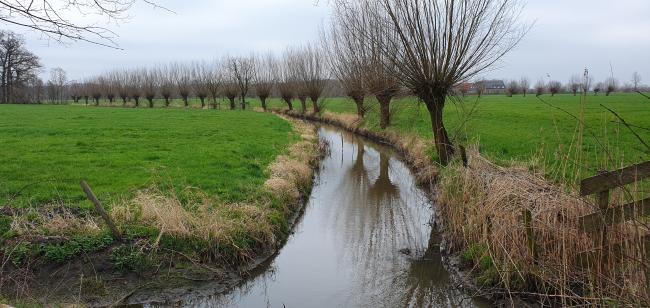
[151, 126, 488, 307]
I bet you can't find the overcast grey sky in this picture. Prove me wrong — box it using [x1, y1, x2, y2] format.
[6, 0, 650, 85]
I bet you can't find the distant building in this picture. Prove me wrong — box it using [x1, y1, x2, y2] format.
[477, 80, 506, 94]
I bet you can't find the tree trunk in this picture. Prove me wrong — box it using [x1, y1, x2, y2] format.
[148, 98, 154, 108]
[283, 98, 293, 110]
[200, 97, 205, 108]
[353, 96, 365, 118]
[229, 97, 236, 110]
[164, 97, 170, 107]
[241, 98, 246, 110]
[310, 96, 320, 113]
[260, 97, 267, 111]
[299, 97, 307, 113]
[183, 97, 188, 107]
[377, 94, 391, 129]
[424, 95, 454, 165]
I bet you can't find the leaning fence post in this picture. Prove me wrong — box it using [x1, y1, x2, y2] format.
[80, 181, 122, 240]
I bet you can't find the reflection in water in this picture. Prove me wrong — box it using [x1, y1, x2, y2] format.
[146, 126, 486, 308]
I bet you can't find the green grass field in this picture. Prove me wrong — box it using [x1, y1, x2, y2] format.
[0, 105, 297, 208]
[252, 93, 650, 184]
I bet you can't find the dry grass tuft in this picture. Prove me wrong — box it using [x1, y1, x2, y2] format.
[438, 147, 650, 306]
[9, 206, 100, 238]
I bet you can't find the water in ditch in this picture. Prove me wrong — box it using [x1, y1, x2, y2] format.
[150, 125, 488, 307]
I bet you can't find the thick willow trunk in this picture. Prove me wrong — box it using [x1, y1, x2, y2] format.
[377, 94, 392, 129]
[423, 94, 454, 165]
[229, 97, 236, 110]
[310, 96, 320, 113]
[260, 96, 268, 111]
[352, 95, 364, 118]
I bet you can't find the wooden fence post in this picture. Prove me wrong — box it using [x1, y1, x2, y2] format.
[80, 181, 122, 240]
[523, 208, 537, 262]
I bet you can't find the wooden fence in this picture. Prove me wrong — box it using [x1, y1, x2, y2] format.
[576, 161, 650, 265]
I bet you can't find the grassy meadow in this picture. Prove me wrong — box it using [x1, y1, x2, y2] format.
[0, 105, 297, 209]
[253, 93, 650, 184]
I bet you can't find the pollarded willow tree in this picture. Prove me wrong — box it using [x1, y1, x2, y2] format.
[254, 52, 277, 111]
[227, 55, 255, 110]
[322, 11, 367, 118]
[341, 0, 528, 164]
[276, 51, 297, 111]
[292, 44, 327, 113]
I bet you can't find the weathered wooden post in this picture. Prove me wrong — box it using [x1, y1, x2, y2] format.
[80, 181, 122, 240]
[523, 208, 537, 262]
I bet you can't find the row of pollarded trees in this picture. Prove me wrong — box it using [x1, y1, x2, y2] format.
[75, 62, 223, 108]
[504, 75, 638, 97]
[77, 48, 330, 112]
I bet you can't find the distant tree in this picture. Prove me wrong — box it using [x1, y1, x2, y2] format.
[535, 80, 546, 97]
[49, 67, 67, 103]
[172, 63, 192, 107]
[632, 72, 642, 91]
[222, 82, 238, 110]
[520, 77, 530, 97]
[323, 11, 366, 117]
[128, 71, 142, 107]
[593, 82, 603, 96]
[191, 62, 210, 108]
[205, 61, 222, 109]
[293, 44, 327, 113]
[157, 66, 174, 107]
[568, 75, 581, 96]
[116, 71, 129, 106]
[276, 51, 297, 111]
[548, 81, 562, 96]
[254, 53, 277, 111]
[227, 56, 255, 110]
[0, 31, 42, 103]
[605, 77, 618, 96]
[506, 80, 520, 97]
[142, 68, 157, 108]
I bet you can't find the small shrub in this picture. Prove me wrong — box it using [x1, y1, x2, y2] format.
[110, 246, 152, 273]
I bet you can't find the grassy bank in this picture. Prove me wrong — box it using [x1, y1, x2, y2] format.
[0, 105, 321, 305]
[255, 93, 649, 184]
[278, 92, 650, 306]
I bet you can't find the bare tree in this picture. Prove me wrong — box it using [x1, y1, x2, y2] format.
[129, 71, 142, 107]
[116, 70, 129, 106]
[0, 1, 168, 48]
[594, 82, 603, 96]
[337, 0, 528, 163]
[172, 63, 191, 107]
[292, 44, 327, 113]
[323, 10, 367, 117]
[632, 72, 642, 91]
[226, 55, 255, 110]
[506, 80, 520, 97]
[191, 62, 210, 108]
[157, 65, 174, 107]
[254, 53, 277, 111]
[548, 80, 562, 96]
[605, 77, 618, 96]
[1, 31, 42, 103]
[535, 80, 545, 97]
[142, 68, 157, 108]
[49, 67, 67, 103]
[520, 77, 529, 97]
[222, 82, 238, 110]
[568, 75, 581, 96]
[276, 51, 297, 111]
[475, 78, 486, 98]
[205, 61, 222, 109]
